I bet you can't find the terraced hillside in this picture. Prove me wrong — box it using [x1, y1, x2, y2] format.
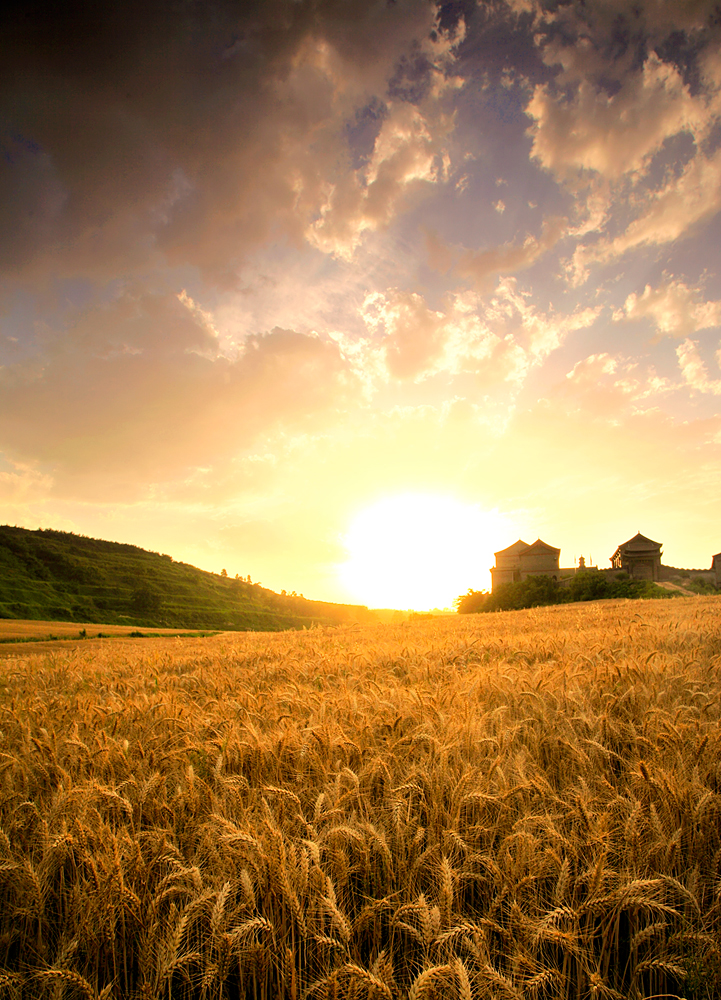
[0, 525, 375, 630]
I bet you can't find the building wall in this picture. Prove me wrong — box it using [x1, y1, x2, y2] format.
[659, 565, 715, 583]
[490, 567, 519, 588]
[520, 552, 559, 574]
[491, 542, 563, 591]
[495, 553, 522, 570]
[625, 558, 657, 581]
[618, 548, 661, 581]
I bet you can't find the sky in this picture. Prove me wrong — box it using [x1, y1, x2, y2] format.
[1, 0, 721, 610]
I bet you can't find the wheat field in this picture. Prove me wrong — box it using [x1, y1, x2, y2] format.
[1, 597, 720, 999]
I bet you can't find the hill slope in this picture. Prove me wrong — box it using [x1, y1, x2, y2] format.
[0, 525, 376, 630]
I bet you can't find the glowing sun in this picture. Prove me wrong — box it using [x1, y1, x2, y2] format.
[338, 494, 511, 610]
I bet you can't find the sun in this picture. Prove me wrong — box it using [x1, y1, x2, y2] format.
[338, 494, 511, 611]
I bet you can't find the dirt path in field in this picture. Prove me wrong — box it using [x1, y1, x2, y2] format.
[656, 581, 699, 596]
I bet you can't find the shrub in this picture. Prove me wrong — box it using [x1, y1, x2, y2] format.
[456, 571, 681, 614]
[454, 589, 488, 613]
[567, 569, 612, 602]
[483, 574, 562, 612]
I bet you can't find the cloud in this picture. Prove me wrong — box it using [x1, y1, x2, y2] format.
[356, 280, 599, 385]
[563, 339, 721, 409]
[564, 142, 721, 283]
[509, 0, 718, 51]
[486, 278, 601, 359]
[304, 100, 457, 258]
[0, 288, 358, 493]
[565, 352, 619, 383]
[518, 4, 721, 278]
[0, 456, 54, 505]
[422, 226, 454, 274]
[458, 215, 568, 289]
[527, 53, 708, 182]
[558, 349, 685, 425]
[618, 278, 721, 338]
[359, 288, 506, 382]
[0, 0, 455, 283]
[676, 338, 721, 394]
[604, 144, 721, 253]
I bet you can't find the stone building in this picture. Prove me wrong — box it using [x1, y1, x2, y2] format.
[610, 532, 662, 581]
[491, 539, 561, 591]
[490, 531, 719, 594]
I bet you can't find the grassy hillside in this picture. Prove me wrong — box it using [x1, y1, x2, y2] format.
[0, 525, 375, 630]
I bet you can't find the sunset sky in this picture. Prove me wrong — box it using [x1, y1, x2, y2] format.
[2, 0, 721, 610]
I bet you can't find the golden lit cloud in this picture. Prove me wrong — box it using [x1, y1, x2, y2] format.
[527, 53, 708, 181]
[305, 102, 456, 259]
[676, 339, 721, 395]
[359, 288, 504, 382]
[522, 11, 721, 282]
[618, 279, 721, 338]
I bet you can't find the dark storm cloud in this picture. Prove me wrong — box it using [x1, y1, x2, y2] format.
[0, 0, 441, 282]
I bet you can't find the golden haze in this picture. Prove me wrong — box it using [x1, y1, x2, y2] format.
[339, 494, 512, 609]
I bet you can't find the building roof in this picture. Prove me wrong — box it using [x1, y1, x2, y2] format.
[494, 539, 530, 558]
[611, 532, 663, 562]
[521, 538, 561, 556]
[619, 532, 662, 550]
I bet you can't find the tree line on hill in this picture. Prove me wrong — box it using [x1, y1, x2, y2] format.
[455, 569, 719, 614]
[0, 525, 375, 630]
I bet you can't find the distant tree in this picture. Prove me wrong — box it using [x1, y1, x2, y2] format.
[454, 589, 489, 614]
[221, 568, 228, 578]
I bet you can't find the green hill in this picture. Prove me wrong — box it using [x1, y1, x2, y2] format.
[0, 525, 376, 631]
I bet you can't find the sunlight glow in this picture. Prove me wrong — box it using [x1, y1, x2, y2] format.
[338, 494, 512, 610]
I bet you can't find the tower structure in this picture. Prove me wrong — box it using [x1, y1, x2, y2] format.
[610, 532, 662, 581]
